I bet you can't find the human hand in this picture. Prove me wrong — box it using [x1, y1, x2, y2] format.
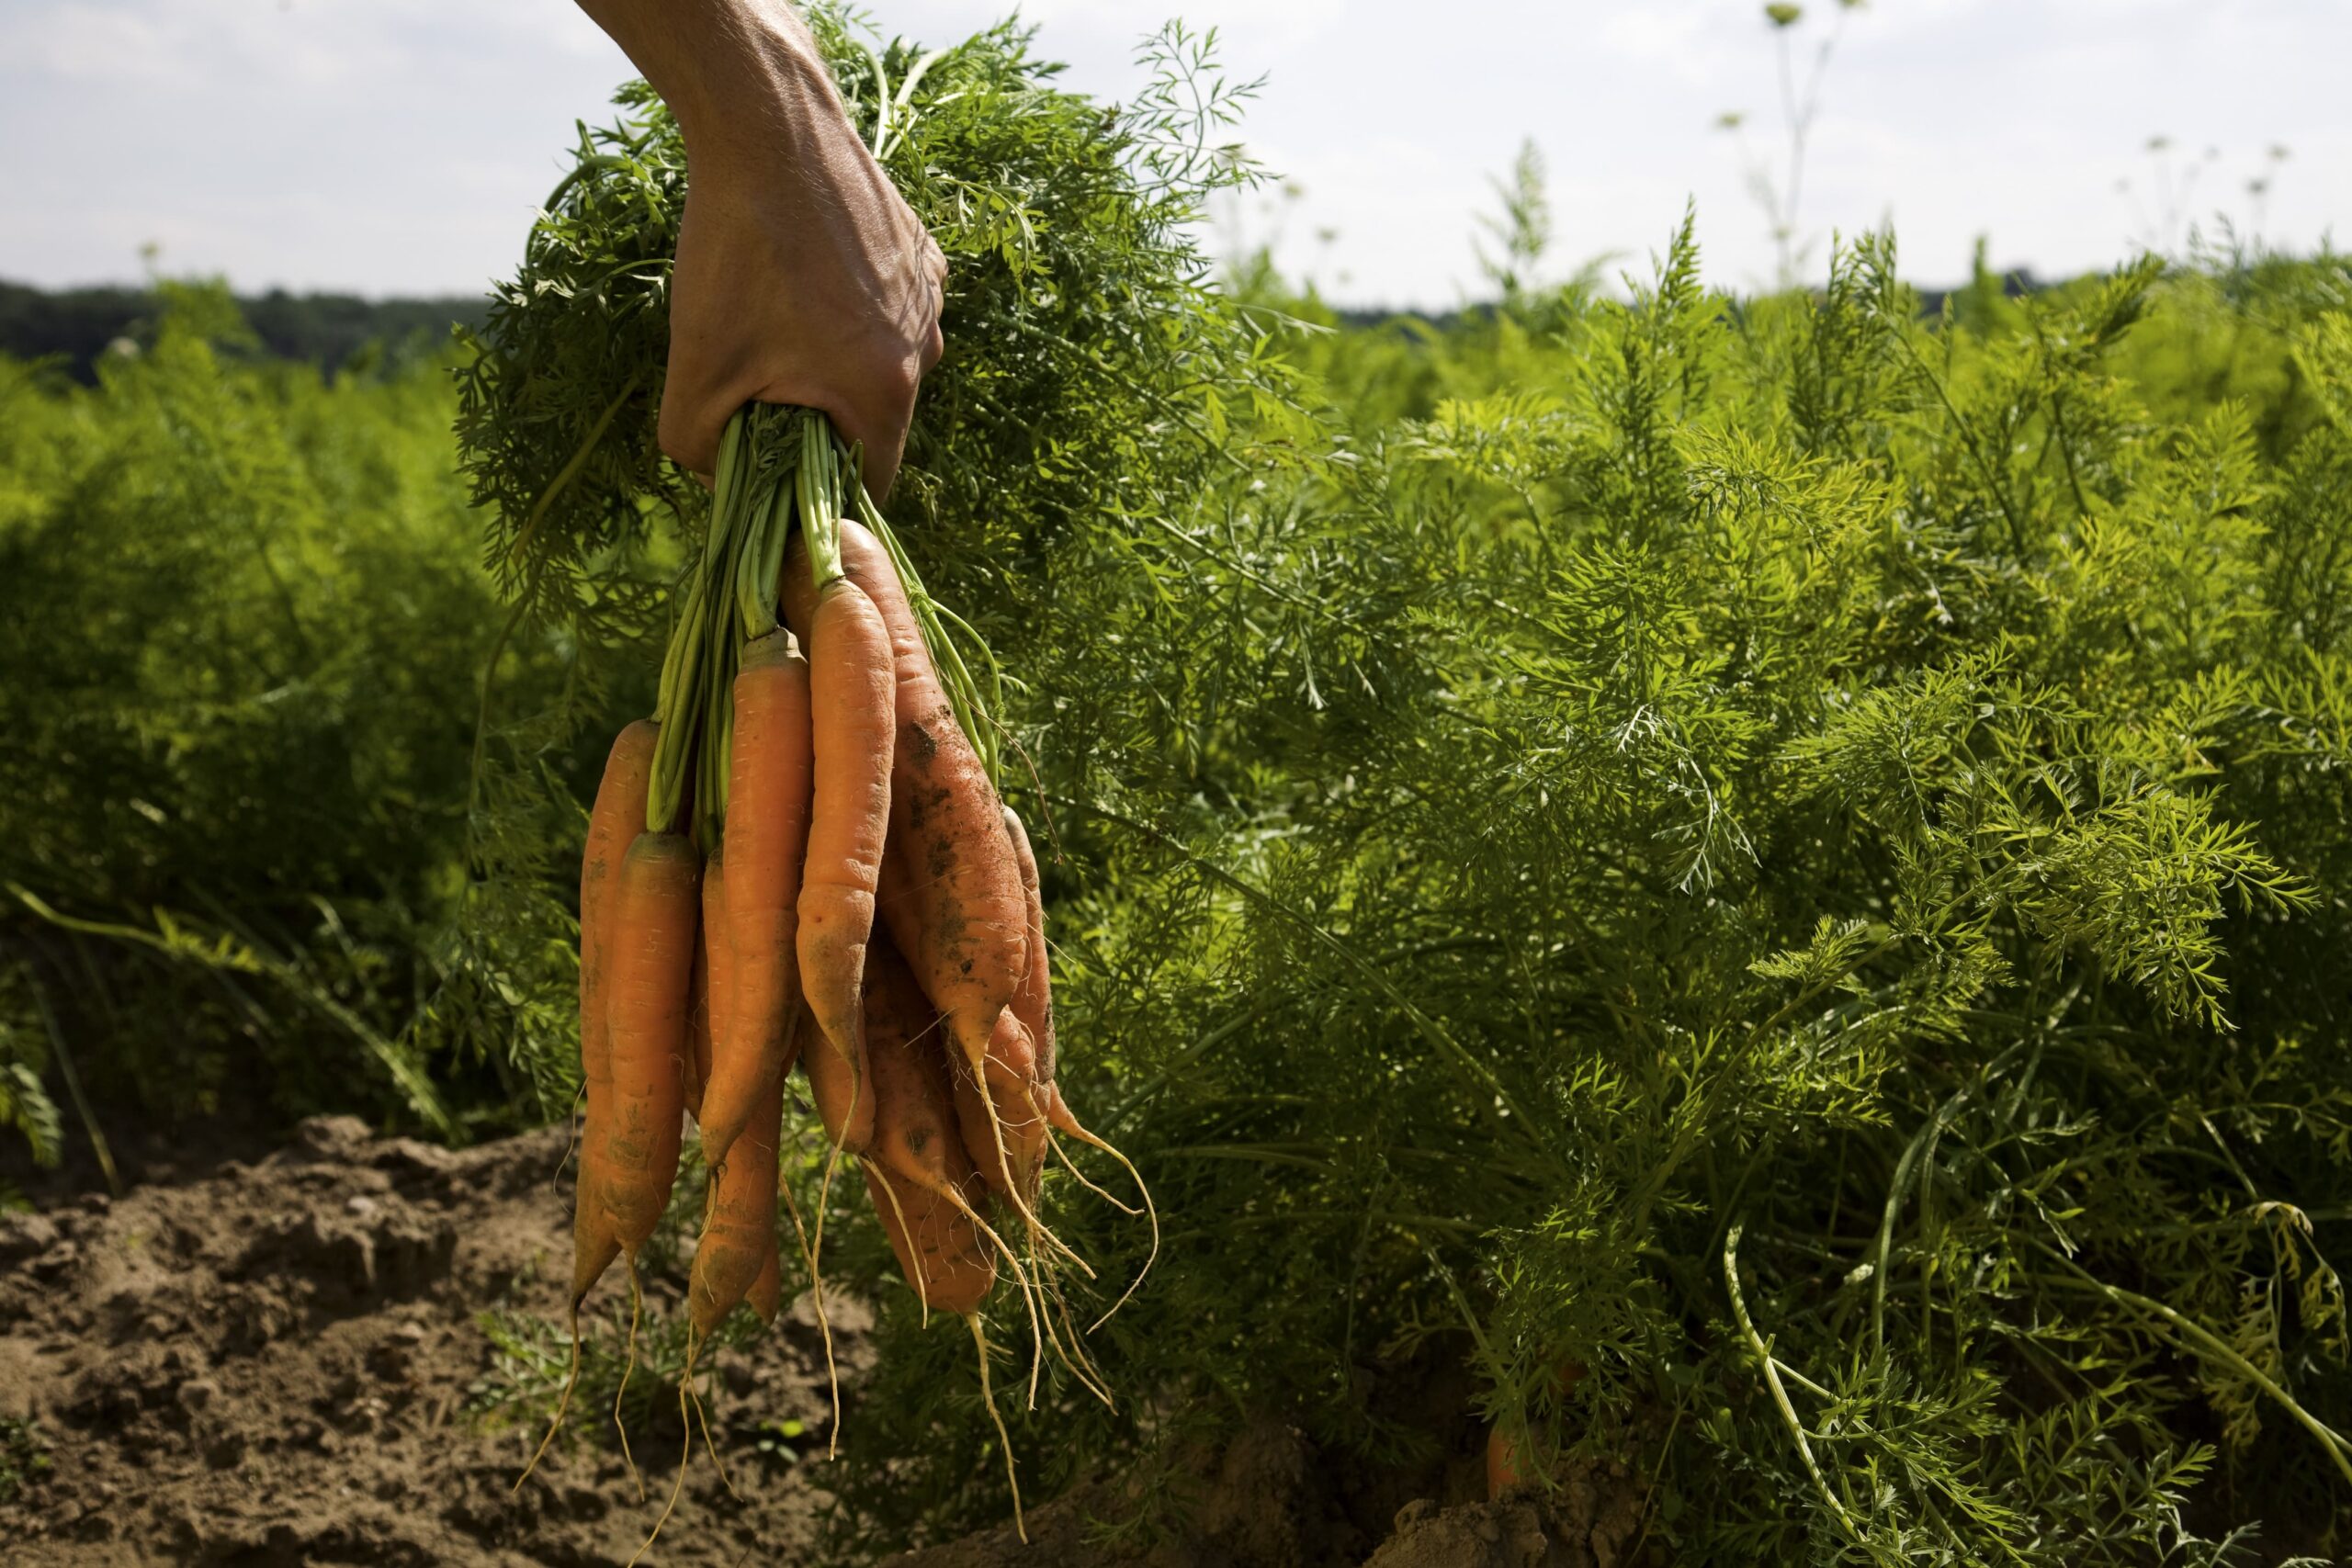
[581, 2, 944, 497]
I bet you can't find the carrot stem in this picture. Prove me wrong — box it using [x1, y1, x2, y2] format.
[799, 416, 847, 587]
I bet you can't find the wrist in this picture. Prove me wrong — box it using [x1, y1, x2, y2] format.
[667, 6, 839, 176]
[582, 0, 832, 167]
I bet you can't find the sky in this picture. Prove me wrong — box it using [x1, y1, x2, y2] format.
[1, 0, 2344, 310]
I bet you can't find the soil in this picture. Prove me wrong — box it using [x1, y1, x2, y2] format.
[0, 1117, 1645, 1566]
[882, 1421, 1645, 1568]
[0, 1115, 851, 1567]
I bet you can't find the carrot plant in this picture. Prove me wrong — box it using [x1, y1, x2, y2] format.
[0, 289, 550, 1158]
[921, 225, 2352, 1560]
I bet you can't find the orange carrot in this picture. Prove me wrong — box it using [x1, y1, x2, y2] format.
[703, 633, 813, 1167]
[684, 926, 711, 1124]
[595, 831, 699, 1252]
[865, 946, 983, 1205]
[941, 1037, 1032, 1206]
[864, 1162, 995, 1317]
[987, 803, 1056, 1202]
[860, 939, 996, 1311]
[689, 844, 731, 1130]
[526, 718, 662, 1494]
[860, 937, 1012, 1327]
[687, 1074, 784, 1339]
[785, 524, 1037, 1191]
[937, 1005, 1048, 1204]
[1486, 1364, 1588, 1498]
[780, 548, 894, 1155]
[797, 1002, 865, 1162]
[747, 1235, 782, 1325]
[573, 719, 658, 1306]
[1003, 805, 1057, 1089]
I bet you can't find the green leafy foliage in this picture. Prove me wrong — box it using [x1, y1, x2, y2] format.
[0, 293, 557, 1145]
[920, 228, 2352, 1561]
[0, 963, 66, 1179]
[453, 12, 2352, 1553]
[611, 205, 2340, 1563]
[0, 1416, 51, 1504]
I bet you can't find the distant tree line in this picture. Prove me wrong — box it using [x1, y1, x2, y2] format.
[2, 268, 2038, 384]
[0, 280, 490, 381]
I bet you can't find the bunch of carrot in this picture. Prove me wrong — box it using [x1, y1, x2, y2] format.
[531, 406, 1148, 1540]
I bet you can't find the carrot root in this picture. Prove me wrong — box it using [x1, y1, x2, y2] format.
[976, 1081, 1091, 1281]
[693, 1373, 741, 1502]
[626, 1378, 694, 1568]
[553, 1078, 587, 1199]
[615, 1259, 646, 1503]
[774, 1136, 842, 1461]
[809, 1104, 857, 1459]
[1039, 1262, 1117, 1412]
[1047, 1089, 1160, 1332]
[1044, 1119, 1141, 1217]
[968, 1312, 1026, 1545]
[513, 1303, 584, 1493]
[859, 1155, 929, 1331]
[932, 1178, 1046, 1395]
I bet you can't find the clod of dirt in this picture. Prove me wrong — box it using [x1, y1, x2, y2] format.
[1365, 1472, 1640, 1568]
[1367, 1497, 1555, 1568]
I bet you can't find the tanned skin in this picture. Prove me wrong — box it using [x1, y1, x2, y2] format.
[572, 0, 946, 495]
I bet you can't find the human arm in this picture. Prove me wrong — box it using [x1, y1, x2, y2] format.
[571, 0, 945, 496]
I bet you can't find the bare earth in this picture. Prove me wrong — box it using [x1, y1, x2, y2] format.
[0, 1117, 1641, 1567]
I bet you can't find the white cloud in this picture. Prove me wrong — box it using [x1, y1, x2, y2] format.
[0, 3, 193, 85]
